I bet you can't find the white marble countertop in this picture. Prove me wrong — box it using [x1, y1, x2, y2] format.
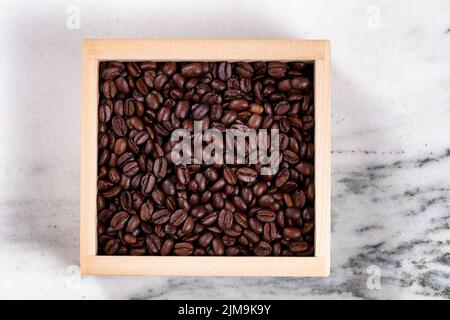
[0, 0, 449, 299]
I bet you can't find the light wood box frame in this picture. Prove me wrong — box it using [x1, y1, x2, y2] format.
[81, 40, 330, 276]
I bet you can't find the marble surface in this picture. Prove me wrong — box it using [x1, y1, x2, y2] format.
[0, 0, 449, 299]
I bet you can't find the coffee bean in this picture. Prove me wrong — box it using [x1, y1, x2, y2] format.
[256, 209, 276, 222]
[254, 241, 272, 256]
[174, 242, 193, 255]
[223, 167, 237, 185]
[198, 232, 214, 247]
[123, 161, 139, 177]
[153, 157, 168, 179]
[126, 215, 140, 234]
[212, 238, 225, 255]
[191, 104, 209, 120]
[110, 211, 129, 231]
[181, 216, 195, 235]
[275, 167, 290, 188]
[218, 208, 234, 229]
[111, 116, 128, 136]
[151, 209, 171, 225]
[290, 241, 309, 253]
[236, 167, 257, 183]
[218, 62, 232, 81]
[146, 234, 161, 254]
[176, 165, 190, 185]
[140, 201, 153, 221]
[283, 227, 302, 240]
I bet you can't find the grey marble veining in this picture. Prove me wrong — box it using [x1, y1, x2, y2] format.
[0, 0, 449, 299]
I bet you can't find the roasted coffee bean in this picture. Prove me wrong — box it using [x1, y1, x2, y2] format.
[176, 165, 190, 185]
[174, 242, 193, 255]
[104, 239, 120, 255]
[140, 201, 154, 222]
[198, 232, 214, 247]
[211, 192, 224, 209]
[97, 60, 315, 256]
[218, 209, 234, 229]
[151, 209, 171, 225]
[146, 234, 161, 254]
[181, 216, 195, 235]
[161, 239, 174, 256]
[283, 227, 302, 240]
[256, 209, 276, 222]
[223, 167, 237, 185]
[126, 215, 140, 234]
[236, 167, 257, 183]
[254, 241, 272, 256]
[290, 241, 309, 253]
[275, 167, 290, 188]
[111, 116, 128, 136]
[218, 62, 232, 81]
[181, 63, 207, 78]
[212, 238, 225, 255]
[110, 211, 129, 231]
[141, 174, 156, 196]
[123, 161, 139, 176]
[153, 157, 168, 179]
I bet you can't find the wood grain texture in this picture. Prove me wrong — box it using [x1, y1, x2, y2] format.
[83, 256, 329, 277]
[80, 39, 331, 276]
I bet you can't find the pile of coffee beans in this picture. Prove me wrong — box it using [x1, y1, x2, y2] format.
[97, 60, 315, 256]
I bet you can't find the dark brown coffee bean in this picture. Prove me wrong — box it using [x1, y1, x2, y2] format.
[275, 167, 290, 188]
[104, 239, 120, 255]
[153, 157, 168, 179]
[234, 211, 248, 229]
[290, 241, 309, 253]
[283, 227, 302, 240]
[296, 161, 314, 176]
[212, 238, 225, 256]
[181, 216, 195, 235]
[98, 104, 112, 123]
[256, 209, 276, 222]
[111, 116, 128, 136]
[223, 167, 237, 185]
[218, 209, 234, 229]
[218, 62, 232, 81]
[146, 234, 161, 254]
[243, 229, 259, 243]
[247, 113, 262, 129]
[125, 215, 140, 234]
[267, 61, 286, 78]
[210, 178, 226, 192]
[254, 241, 272, 256]
[235, 62, 254, 78]
[141, 174, 156, 196]
[145, 92, 160, 109]
[174, 242, 193, 255]
[110, 211, 129, 230]
[236, 167, 257, 183]
[211, 193, 224, 209]
[139, 202, 153, 222]
[161, 239, 174, 256]
[248, 218, 263, 234]
[198, 232, 214, 247]
[150, 209, 170, 225]
[229, 99, 249, 111]
[181, 62, 208, 78]
[176, 165, 190, 185]
[123, 161, 139, 176]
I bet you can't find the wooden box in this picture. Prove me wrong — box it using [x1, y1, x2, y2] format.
[80, 40, 330, 276]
